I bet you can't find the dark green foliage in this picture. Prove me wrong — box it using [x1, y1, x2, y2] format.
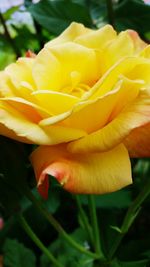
[40, 228, 94, 267]
[114, 0, 150, 35]
[28, 0, 93, 35]
[0, 137, 28, 216]
[3, 239, 36, 267]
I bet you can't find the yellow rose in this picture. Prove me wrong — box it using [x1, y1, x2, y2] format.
[0, 23, 150, 198]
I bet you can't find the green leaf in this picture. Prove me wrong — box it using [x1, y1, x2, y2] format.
[3, 238, 36, 267]
[3, 6, 20, 20]
[28, 0, 93, 35]
[13, 25, 40, 53]
[0, 36, 16, 69]
[115, 0, 150, 35]
[40, 228, 93, 267]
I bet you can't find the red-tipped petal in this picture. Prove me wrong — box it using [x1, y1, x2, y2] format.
[30, 143, 132, 198]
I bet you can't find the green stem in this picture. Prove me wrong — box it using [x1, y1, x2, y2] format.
[109, 177, 150, 259]
[88, 195, 103, 258]
[18, 214, 63, 267]
[106, 0, 115, 28]
[75, 195, 94, 246]
[24, 188, 99, 259]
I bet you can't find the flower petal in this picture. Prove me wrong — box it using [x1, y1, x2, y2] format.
[101, 32, 134, 73]
[0, 101, 51, 144]
[82, 56, 147, 101]
[140, 45, 150, 58]
[39, 57, 145, 128]
[47, 42, 100, 88]
[68, 89, 150, 153]
[0, 97, 48, 122]
[127, 30, 147, 52]
[62, 77, 141, 133]
[0, 72, 15, 97]
[5, 57, 35, 89]
[0, 101, 86, 145]
[124, 122, 150, 157]
[33, 42, 99, 92]
[32, 90, 79, 115]
[32, 48, 61, 91]
[30, 143, 132, 198]
[45, 22, 92, 48]
[127, 60, 150, 85]
[74, 24, 116, 49]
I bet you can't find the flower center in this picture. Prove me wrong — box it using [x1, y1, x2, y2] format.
[62, 71, 93, 97]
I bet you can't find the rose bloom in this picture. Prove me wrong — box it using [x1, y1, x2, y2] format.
[0, 23, 150, 198]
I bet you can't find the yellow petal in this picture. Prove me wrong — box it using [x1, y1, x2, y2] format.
[62, 77, 141, 133]
[82, 56, 147, 101]
[140, 45, 150, 58]
[101, 32, 134, 73]
[0, 97, 50, 122]
[74, 24, 116, 49]
[0, 72, 15, 97]
[32, 90, 79, 115]
[30, 143, 132, 198]
[127, 60, 150, 85]
[127, 30, 147, 53]
[5, 57, 35, 89]
[40, 75, 142, 130]
[32, 48, 61, 91]
[33, 42, 99, 93]
[45, 22, 92, 48]
[124, 122, 150, 157]
[0, 101, 50, 144]
[47, 42, 99, 88]
[0, 101, 86, 145]
[68, 89, 150, 153]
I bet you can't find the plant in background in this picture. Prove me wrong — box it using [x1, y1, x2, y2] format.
[0, 1, 150, 267]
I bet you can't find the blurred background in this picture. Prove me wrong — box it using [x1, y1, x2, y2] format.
[0, 1, 150, 267]
[0, 0, 150, 70]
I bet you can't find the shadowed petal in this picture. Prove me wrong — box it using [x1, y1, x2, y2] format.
[124, 122, 150, 157]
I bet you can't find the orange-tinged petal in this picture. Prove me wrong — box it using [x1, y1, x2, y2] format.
[0, 101, 51, 144]
[0, 97, 50, 122]
[124, 122, 150, 157]
[26, 50, 36, 58]
[68, 89, 150, 153]
[0, 101, 86, 145]
[30, 143, 132, 198]
[127, 30, 147, 52]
